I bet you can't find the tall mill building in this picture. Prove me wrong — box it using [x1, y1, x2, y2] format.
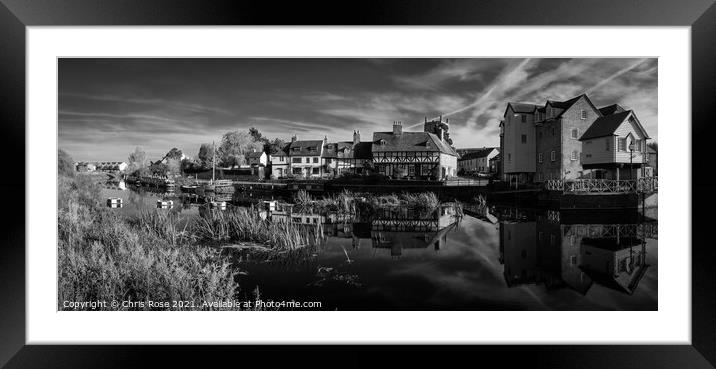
[499, 94, 650, 184]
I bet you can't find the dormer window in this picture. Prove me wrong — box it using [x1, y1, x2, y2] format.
[580, 110, 587, 120]
[379, 139, 386, 146]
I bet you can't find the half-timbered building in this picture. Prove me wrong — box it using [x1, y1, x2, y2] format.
[371, 121, 458, 180]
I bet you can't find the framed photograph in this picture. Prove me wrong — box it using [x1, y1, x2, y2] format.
[2, 0, 714, 367]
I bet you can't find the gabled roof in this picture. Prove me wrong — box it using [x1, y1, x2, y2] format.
[322, 141, 372, 160]
[598, 104, 626, 116]
[271, 144, 290, 156]
[352, 142, 373, 159]
[372, 131, 457, 156]
[580, 110, 650, 140]
[287, 140, 323, 156]
[504, 102, 538, 116]
[458, 147, 498, 161]
[579, 111, 632, 140]
[549, 94, 603, 119]
[547, 94, 583, 109]
[247, 151, 265, 158]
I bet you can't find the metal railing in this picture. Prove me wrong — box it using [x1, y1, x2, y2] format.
[545, 177, 657, 193]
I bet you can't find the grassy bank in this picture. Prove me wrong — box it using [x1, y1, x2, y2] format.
[293, 190, 441, 213]
[58, 175, 307, 311]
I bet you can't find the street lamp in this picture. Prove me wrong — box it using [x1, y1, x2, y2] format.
[628, 142, 635, 182]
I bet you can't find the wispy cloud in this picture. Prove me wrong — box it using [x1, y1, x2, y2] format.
[61, 93, 234, 115]
[58, 58, 657, 161]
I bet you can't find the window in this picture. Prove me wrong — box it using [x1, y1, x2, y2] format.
[571, 128, 579, 139]
[538, 153, 543, 163]
[521, 134, 527, 143]
[292, 158, 302, 163]
[292, 168, 302, 174]
[312, 167, 320, 174]
[571, 151, 578, 161]
[551, 127, 555, 136]
[538, 131, 543, 139]
[570, 255, 577, 265]
[618, 137, 627, 151]
[580, 110, 587, 120]
[550, 151, 556, 161]
[313, 157, 318, 163]
[305, 158, 311, 163]
[521, 114, 527, 123]
[606, 139, 611, 151]
[508, 153, 512, 163]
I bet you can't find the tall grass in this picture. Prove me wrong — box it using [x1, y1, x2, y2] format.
[58, 175, 240, 311]
[192, 207, 323, 250]
[399, 192, 440, 210]
[292, 190, 442, 213]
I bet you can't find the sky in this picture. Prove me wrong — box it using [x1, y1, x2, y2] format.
[58, 58, 657, 162]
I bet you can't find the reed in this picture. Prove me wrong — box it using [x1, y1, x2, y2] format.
[58, 175, 240, 311]
[191, 207, 323, 250]
[399, 192, 440, 210]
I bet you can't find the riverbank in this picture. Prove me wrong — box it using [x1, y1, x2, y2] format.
[58, 175, 320, 311]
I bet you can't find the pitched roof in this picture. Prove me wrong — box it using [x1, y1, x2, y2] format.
[579, 110, 633, 140]
[352, 142, 373, 159]
[647, 146, 657, 154]
[598, 104, 626, 116]
[271, 144, 290, 156]
[505, 102, 538, 114]
[322, 141, 372, 160]
[547, 95, 583, 109]
[287, 140, 323, 156]
[372, 131, 457, 156]
[458, 147, 498, 161]
[549, 94, 602, 119]
[247, 151, 265, 158]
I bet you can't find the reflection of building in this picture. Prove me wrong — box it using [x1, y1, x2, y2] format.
[498, 211, 652, 295]
[579, 236, 648, 295]
[370, 205, 459, 256]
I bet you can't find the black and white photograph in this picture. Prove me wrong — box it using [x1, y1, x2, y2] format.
[57, 57, 658, 311]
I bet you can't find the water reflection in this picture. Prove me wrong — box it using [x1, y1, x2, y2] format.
[100, 182, 657, 310]
[500, 211, 654, 296]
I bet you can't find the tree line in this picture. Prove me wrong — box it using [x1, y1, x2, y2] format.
[125, 127, 287, 177]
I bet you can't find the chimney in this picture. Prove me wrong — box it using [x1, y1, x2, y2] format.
[324, 135, 328, 144]
[437, 127, 444, 141]
[393, 121, 402, 135]
[353, 130, 360, 145]
[291, 135, 297, 142]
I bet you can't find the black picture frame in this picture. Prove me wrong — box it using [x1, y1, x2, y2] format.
[1, 1, 714, 368]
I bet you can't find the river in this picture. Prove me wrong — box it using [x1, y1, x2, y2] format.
[101, 181, 658, 311]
